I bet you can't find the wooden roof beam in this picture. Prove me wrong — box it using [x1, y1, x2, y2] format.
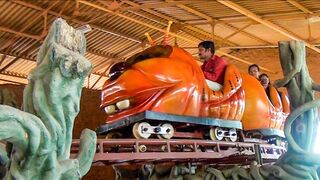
[218, 0, 320, 53]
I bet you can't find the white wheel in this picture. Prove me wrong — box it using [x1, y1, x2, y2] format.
[209, 127, 224, 141]
[228, 128, 237, 142]
[132, 122, 151, 139]
[157, 123, 174, 139]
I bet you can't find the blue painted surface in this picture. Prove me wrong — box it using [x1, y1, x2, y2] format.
[144, 111, 243, 129]
[97, 110, 243, 134]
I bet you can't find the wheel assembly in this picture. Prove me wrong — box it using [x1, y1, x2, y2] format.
[156, 123, 174, 139]
[209, 127, 224, 141]
[228, 128, 237, 142]
[132, 122, 152, 139]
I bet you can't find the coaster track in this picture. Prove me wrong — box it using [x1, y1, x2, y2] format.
[71, 139, 286, 166]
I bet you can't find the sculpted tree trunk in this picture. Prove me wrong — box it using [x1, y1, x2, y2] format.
[274, 41, 319, 151]
[0, 87, 18, 179]
[0, 18, 96, 179]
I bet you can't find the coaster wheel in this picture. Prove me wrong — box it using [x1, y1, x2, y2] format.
[227, 128, 238, 142]
[209, 127, 224, 141]
[156, 123, 174, 139]
[132, 122, 151, 139]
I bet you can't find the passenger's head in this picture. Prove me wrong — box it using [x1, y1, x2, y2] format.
[198, 41, 215, 62]
[248, 64, 260, 79]
[259, 73, 270, 89]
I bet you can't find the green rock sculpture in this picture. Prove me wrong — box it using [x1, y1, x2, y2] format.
[0, 18, 96, 179]
[0, 87, 18, 178]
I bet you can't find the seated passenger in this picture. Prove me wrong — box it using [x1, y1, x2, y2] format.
[248, 64, 260, 79]
[198, 41, 228, 91]
[259, 73, 272, 98]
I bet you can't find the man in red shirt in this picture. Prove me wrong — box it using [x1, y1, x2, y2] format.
[198, 41, 227, 90]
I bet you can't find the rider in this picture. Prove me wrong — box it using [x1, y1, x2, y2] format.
[248, 64, 260, 79]
[259, 73, 272, 99]
[198, 41, 227, 91]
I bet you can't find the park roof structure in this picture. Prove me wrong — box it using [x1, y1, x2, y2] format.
[1, 0, 320, 89]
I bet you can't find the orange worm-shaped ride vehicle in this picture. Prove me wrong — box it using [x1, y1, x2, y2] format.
[100, 45, 289, 142]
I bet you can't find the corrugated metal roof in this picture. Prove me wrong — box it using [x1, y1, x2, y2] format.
[1, 0, 320, 90]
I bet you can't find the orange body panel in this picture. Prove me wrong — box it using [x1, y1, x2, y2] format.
[101, 45, 289, 131]
[241, 75, 290, 130]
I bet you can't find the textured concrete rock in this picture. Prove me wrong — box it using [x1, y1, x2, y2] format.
[0, 18, 96, 180]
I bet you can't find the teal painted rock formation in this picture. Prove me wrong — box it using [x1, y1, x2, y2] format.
[0, 18, 96, 179]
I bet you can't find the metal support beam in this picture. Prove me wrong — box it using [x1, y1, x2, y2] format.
[0, 26, 41, 41]
[0, 57, 21, 73]
[175, 4, 272, 45]
[0, 1, 60, 52]
[217, 51, 274, 73]
[90, 63, 114, 89]
[286, 0, 314, 42]
[79, 0, 199, 44]
[79, 1, 275, 74]
[0, 41, 39, 73]
[286, 0, 313, 14]
[1, 70, 28, 79]
[0, 24, 124, 68]
[118, 0, 206, 11]
[0, 78, 25, 85]
[12, 0, 142, 43]
[0, 54, 7, 67]
[218, 0, 320, 53]
[121, 0, 236, 47]
[222, 23, 253, 41]
[187, 11, 320, 25]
